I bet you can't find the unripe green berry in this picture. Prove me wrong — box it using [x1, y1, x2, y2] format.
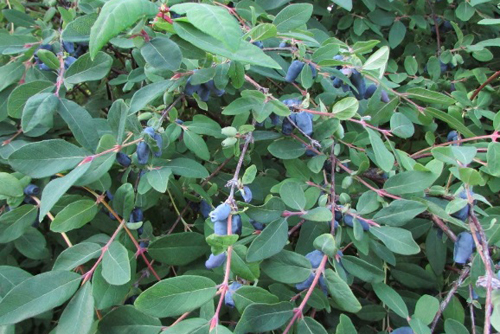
[221, 127, 238, 137]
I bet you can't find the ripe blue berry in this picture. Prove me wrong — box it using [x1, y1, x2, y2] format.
[332, 77, 342, 88]
[306, 250, 324, 269]
[391, 327, 414, 334]
[447, 130, 459, 142]
[282, 113, 297, 135]
[241, 186, 253, 203]
[343, 213, 370, 231]
[285, 60, 305, 82]
[200, 200, 211, 219]
[64, 56, 77, 69]
[116, 152, 131, 167]
[364, 85, 377, 99]
[380, 90, 390, 103]
[205, 252, 226, 269]
[62, 41, 75, 54]
[250, 220, 265, 230]
[185, 77, 201, 96]
[224, 282, 242, 308]
[349, 70, 366, 100]
[213, 220, 228, 235]
[205, 80, 225, 97]
[452, 205, 469, 222]
[24, 184, 40, 196]
[130, 207, 144, 222]
[143, 127, 155, 137]
[137, 226, 144, 235]
[198, 84, 210, 102]
[232, 215, 242, 235]
[318, 275, 328, 295]
[296, 273, 314, 290]
[252, 41, 264, 49]
[453, 231, 474, 264]
[136, 142, 150, 165]
[279, 41, 290, 48]
[209, 203, 231, 222]
[153, 133, 163, 157]
[295, 111, 313, 136]
[309, 64, 317, 78]
[106, 190, 114, 200]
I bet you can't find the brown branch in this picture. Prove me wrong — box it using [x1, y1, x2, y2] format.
[471, 70, 500, 100]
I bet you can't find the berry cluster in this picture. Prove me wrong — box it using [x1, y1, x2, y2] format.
[185, 77, 225, 102]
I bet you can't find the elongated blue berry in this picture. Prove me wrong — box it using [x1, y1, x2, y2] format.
[198, 84, 210, 102]
[296, 273, 314, 290]
[332, 77, 342, 88]
[306, 250, 324, 269]
[214, 220, 228, 235]
[143, 127, 155, 137]
[153, 133, 163, 157]
[295, 111, 313, 136]
[116, 152, 131, 167]
[224, 282, 242, 307]
[200, 200, 211, 219]
[250, 220, 265, 230]
[64, 56, 77, 69]
[309, 64, 317, 78]
[452, 205, 469, 222]
[364, 84, 377, 99]
[447, 130, 458, 142]
[285, 60, 304, 82]
[209, 203, 231, 223]
[185, 77, 201, 96]
[242, 186, 252, 203]
[205, 80, 225, 97]
[343, 213, 370, 231]
[131, 207, 144, 222]
[392, 327, 414, 334]
[349, 70, 366, 100]
[252, 41, 264, 49]
[24, 184, 40, 196]
[380, 90, 390, 103]
[232, 215, 242, 235]
[453, 231, 474, 264]
[205, 252, 227, 269]
[62, 41, 75, 54]
[136, 142, 150, 165]
[279, 42, 290, 48]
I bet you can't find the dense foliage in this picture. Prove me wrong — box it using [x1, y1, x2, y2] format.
[0, 0, 499, 333]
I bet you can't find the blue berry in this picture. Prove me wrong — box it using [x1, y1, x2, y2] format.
[309, 64, 317, 78]
[62, 41, 75, 54]
[64, 56, 77, 69]
[130, 207, 144, 223]
[136, 142, 150, 165]
[295, 111, 313, 136]
[198, 84, 210, 102]
[332, 77, 342, 88]
[200, 200, 211, 219]
[453, 231, 474, 264]
[447, 130, 459, 142]
[224, 282, 242, 308]
[452, 205, 469, 222]
[380, 90, 390, 103]
[349, 70, 366, 100]
[232, 215, 242, 235]
[124, 295, 138, 305]
[185, 77, 201, 96]
[305, 250, 323, 269]
[24, 184, 40, 196]
[143, 127, 155, 137]
[213, 220, 228, 235]
[252, 41, 264, 49]
[364, 85, 377, 99]
[106, 190, 114, 200]
[296, 273, 314, 290]
[209, 203, 231, 223]
[282, 113, 297, 135]
[170, 11, 181, 19]
[205, 252, 226, 269]
[279, 42, 290, 48]
[205, 80, 225, 97]
[318, 275, 328, 295]
[343, 213, 370, 231]
[242, 186, 252, 203]
[283, 99, 301, 108]
[153, 133, 163, 157]
[285, 60, 305, 82]
[116, 152, 131, 167]
[137, 226, 144, 235]
[250, 220, 265, 230]
[38, 63, 51, 71]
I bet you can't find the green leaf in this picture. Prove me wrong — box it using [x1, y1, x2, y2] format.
[58, 99, 100, 152]
[301, 207, 333, 222]
[64, 51, 113, 84]
[273, 4, 313, 32]
[172, 4, 242, 51]
[62, 13, 97, 42]
[372, 282, 409, 319]
[140, 37, 182, 71]
[36, 49, 60, 70]
[297, 316, 328, 334]
[432, 146, 478, 166]
[0, 205, 38, 243]
[445, 319, 470, 334]
[245, 197, 286, 223]
[246, 23, 277, 41]
[0, 266, 32, 299]
[242, 164, 257, 184]
[134, 275, 217, 318]
[247, 218, 288, 262]
[183, 130, 210, 160]
[336, 314, 357, 333]
[129, 80, 172, 114]
[425, 107, 475, 138]
[366, 128, 394, 173]
[331, 97, 359, 120]
[113, 183, 134, 220]
[0, 271, 81, 325]
[232, 286, 280, 314]
[414, 294, 440, 325]
[384, 170, 438, 195]
[146, 167, 172, 193]
[389, 21, 406, 48]
[313, 234, 336, 257]
[231, 245, 260, 281]
[373, 200, 427, 226]
[98, 305, 162, 334]
[279, 182, 306, 211]
[370, 226, 421, 255]
[102, 241, 131, 285]
[261, 250, 312, 284]
[0, 61, 24, 93]
[7, 81, 54, 118]
[50, 199, 98, 233]
[53, 242, 101, 271]
[341, 255, 384, 283]
[234, 302, 294, 333]
[363, 46, 389, 77]
[0, 172, 23, 198]
[148, 232, 208, 266]
[107, 99, 129, 143]
[173, 22, 281, 69]
[332, 0, 353, 11]
[407, 88, 455, 106]
[324, 269, 362, 313]
[162, 318, 210, 334]
[165, 158, 209, 178]
[55, 283, 94, 334]
[268, 139, 306, 159]
[8, 139, 87, 178]
[390, 113, 414, 138]
[21, 93, 59, 133]
[456, 2, 475, 21]
[486, 142, 500, 176]
[39, 163, 91, 220]
[89, 0, 158, 59]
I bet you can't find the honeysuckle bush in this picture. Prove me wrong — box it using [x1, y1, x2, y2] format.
[0, 0, 500, 333]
